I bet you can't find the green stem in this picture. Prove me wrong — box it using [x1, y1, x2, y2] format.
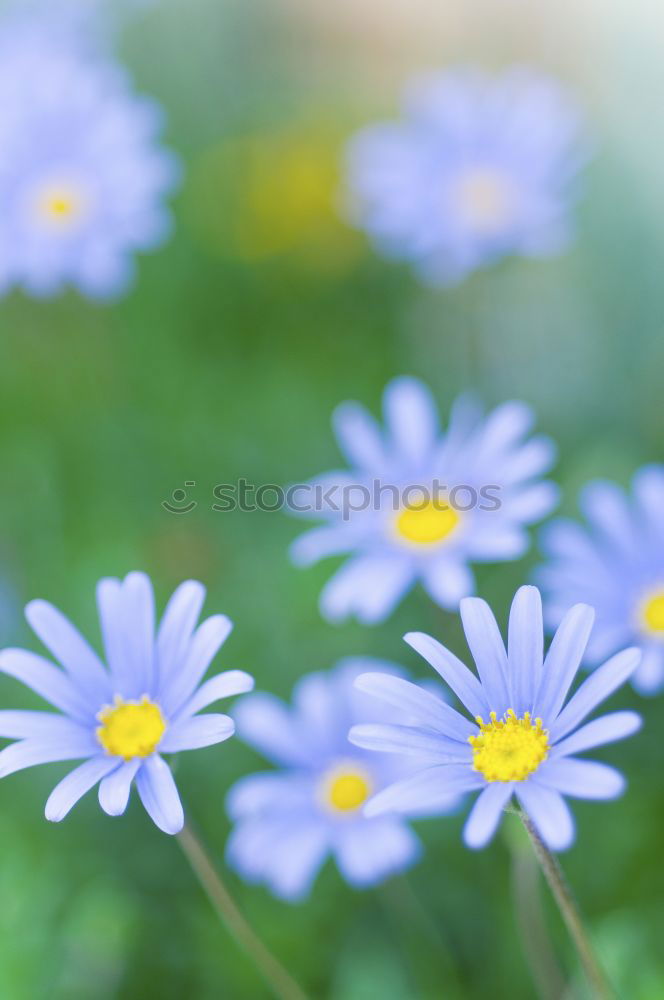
[177, 823, 310, 1000]
[518, 810, 615, 1000]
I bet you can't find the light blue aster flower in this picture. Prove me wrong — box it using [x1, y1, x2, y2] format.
[0, 14, 180, 300]
[226, 660, 458, 901]
[349, 586, 641, 852]
[0, 573, 253, 834]
[344, 67, 586, 286]
[537, 465, 664, 694]
[291, 376, 558, 624]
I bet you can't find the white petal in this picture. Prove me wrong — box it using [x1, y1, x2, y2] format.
[403, 631, 488, 718]
[463, 783, 513, 849]
[135, 755, 184, 835]
[45, 757, 118, 822]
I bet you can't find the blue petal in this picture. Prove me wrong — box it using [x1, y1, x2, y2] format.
[333, 816, 421, 887]
[45, 756, 119, 822]
[160, 614, 232, 716]
[0, 737, 97, 778]
[459, 597, 510, 712]
[507, 586, 543, 716]
[551, 711, 641, 758]
[233, 693, 309, 767]
[226, 772, 312, 821]
[404, 631, 488, 718]
[534, 603, 595, 723]
[353, 672, 475, 742]
[422, 558, 474, 611]
[174, 670, 254, 720]
[160, 713, 234, 752]
[365, 764, 483, 817]
[25, 600, 110, 705]
[550, 647, 641, 742]
[0, 711, 91, 741]
[463, 783, 513, 849]
[227, 816, 329, 902]
[632, 644, 664, 695]
[320, 555, 415, 625]
[135, 755, 184, 834]
[0, 649, 94, 722]
[349, 723, 469, 763]
[516, 783, 575, 851]
[382, 376, 439, 467]
[155, 579, 206, 686]
[99, 759, 142, 816]
[332, 400, 388, 473]
[534, 759, 625, 800]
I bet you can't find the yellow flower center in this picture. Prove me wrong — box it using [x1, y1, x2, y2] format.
[36, 183, 87, 228]
[395, 497, 460, 546]
[320, 764, 372, 814]
[96, 696, 167, 761]
[469, 709, 549, 782]
[455, 167, 513, 232]
[640, 591, 664, 635]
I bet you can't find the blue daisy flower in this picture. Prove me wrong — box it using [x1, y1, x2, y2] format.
[349, 586, 641, 851]
[537, 465, 664, 694]
[226, 660, 458, 901]
[344, 67, 587, 286]
[0, 573, 253, 834]
[291, 376, 558, 624]
[0, 13, 179, 299]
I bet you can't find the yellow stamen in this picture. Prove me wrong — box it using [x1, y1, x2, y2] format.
[640, 591, 664, 635]
[395, 497, 460, 546]
[455, 167, 512, 231]
[469, 709, 549, 782]
[320, 764, 372, 814]
[36, 184, 86, 228]
[96, 695, 166, 761]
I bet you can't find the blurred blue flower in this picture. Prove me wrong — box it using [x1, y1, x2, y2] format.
[291, 376, 558, 623]
[344, 68, 587, 286]
[0, 573, 253, 833]
[349, 586, 641, 852]
[537, 465, 664, 694]
[0, 13, 180, 299]
[226, 660, 458, 901]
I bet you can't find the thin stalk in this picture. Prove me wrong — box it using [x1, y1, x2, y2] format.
[177, 823, 309, 1000]
[507, 825, 567, 1000]
[518, 810, 615, 1000]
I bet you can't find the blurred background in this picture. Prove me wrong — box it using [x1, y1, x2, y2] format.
[1, 0, 664, 996]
